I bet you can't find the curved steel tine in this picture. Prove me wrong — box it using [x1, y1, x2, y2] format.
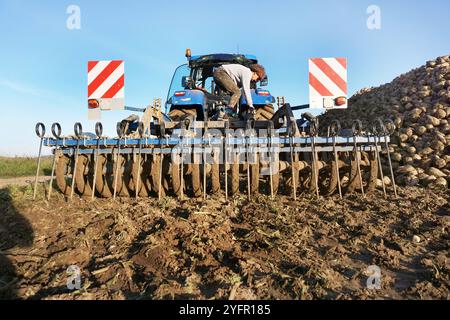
[268, 121, 274, 199]
[34, 123, 46, 200]
[91, 122, 103, 201]
[70, 123, 83, 201]
[48, 123, 62, 201]
[113, 122, 123, 200]
[224, 121, 229, 201]
[179, 122, 185, 201]
[246, 120, 252, 200]
[203, 121, 208, 200]
[373, 119, 387, 199]
[352, 120, 365, 198]
[289, 120, 297, 201]
[158, 122, 166, 200]
[135, 122, 144, 199]
[383, 119, 398, 198]
[330, 120, 342, 199]
[310, 120, 319, 198]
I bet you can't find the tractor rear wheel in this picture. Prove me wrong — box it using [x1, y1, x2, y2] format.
[169, 108, 198, 122]
[255, 104, 274, 121]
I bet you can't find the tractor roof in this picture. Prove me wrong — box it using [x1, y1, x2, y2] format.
[188, 53, 258, 68]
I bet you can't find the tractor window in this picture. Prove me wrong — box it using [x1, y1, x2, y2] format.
[194, 66, 214, 93]
[166, 64, 191, 102]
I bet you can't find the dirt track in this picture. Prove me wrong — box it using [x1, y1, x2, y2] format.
[0, 176, 51, 189]
[0, 185, 448, 300]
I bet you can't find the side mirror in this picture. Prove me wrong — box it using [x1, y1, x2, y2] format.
[260, 76, 268, 87]
[182, 76, 194, 88]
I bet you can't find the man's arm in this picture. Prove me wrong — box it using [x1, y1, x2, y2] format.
[242, 69, 254, 109]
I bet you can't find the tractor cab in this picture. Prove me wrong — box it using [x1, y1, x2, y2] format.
[166, 50, 275, 121]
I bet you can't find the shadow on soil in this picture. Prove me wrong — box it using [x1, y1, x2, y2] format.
[0, 187, 34, 299]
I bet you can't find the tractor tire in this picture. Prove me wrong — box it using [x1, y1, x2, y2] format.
[169, 108, 198, 122]
[255, 104, 274, 121]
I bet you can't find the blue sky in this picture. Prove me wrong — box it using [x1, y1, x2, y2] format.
[0, 0, 449, 156]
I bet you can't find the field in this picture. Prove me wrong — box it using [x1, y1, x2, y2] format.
[0, 157, 52, 179]
[0, 182, 448, 300]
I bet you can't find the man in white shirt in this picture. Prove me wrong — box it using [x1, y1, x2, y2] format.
[213, 63, 266, 118]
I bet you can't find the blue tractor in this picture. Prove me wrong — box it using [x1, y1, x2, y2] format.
[166, 50, 276, 122]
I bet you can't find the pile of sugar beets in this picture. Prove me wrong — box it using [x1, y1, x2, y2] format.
[320, 55, 450, 189]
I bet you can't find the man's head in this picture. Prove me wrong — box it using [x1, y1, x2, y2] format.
[249, 64, 266, 82]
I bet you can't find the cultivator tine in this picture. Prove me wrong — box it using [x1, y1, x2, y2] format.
[69, 123, 83, 200]
[47, 123, 62, 201]
[180, 121, 185, 201]
[330, 120, 342, 199]
[135, 122, 144, 199]
[91, 122, 103, 201]
[33, 123, 46, 200]
[383, 119, 398, 198]
[309, 120, 320, 199]
[245, 121, 251, 200]
[372, 121, 387, 199]
[113, 122, 124, 200]
[352, 120, 365, 198]
[203, 121, 208, 200]
[288, 120, 297, 201]
[375, 118, 398, 198]
[224, 121, 229, 201]
[158, 122, 167, 201]
[268, 121, 275, 199]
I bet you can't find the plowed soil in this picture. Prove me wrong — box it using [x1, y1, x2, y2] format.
[0, 184, 448, 300]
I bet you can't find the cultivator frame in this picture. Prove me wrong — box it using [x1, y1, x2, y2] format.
[34, 103, 398, 201]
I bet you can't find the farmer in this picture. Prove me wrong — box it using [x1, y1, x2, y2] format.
[213, 63, 266, 118]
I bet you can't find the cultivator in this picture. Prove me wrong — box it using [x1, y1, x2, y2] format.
[34, 103, 398, 201]
[32, 52, 399, 200]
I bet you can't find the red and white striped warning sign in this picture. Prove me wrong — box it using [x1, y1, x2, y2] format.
[309, 58, 348, 109]
[88, 60, 125, 120]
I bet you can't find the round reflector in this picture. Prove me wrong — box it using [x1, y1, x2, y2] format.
[335, 96, 347, 106]
[88, 99, 99, 109]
